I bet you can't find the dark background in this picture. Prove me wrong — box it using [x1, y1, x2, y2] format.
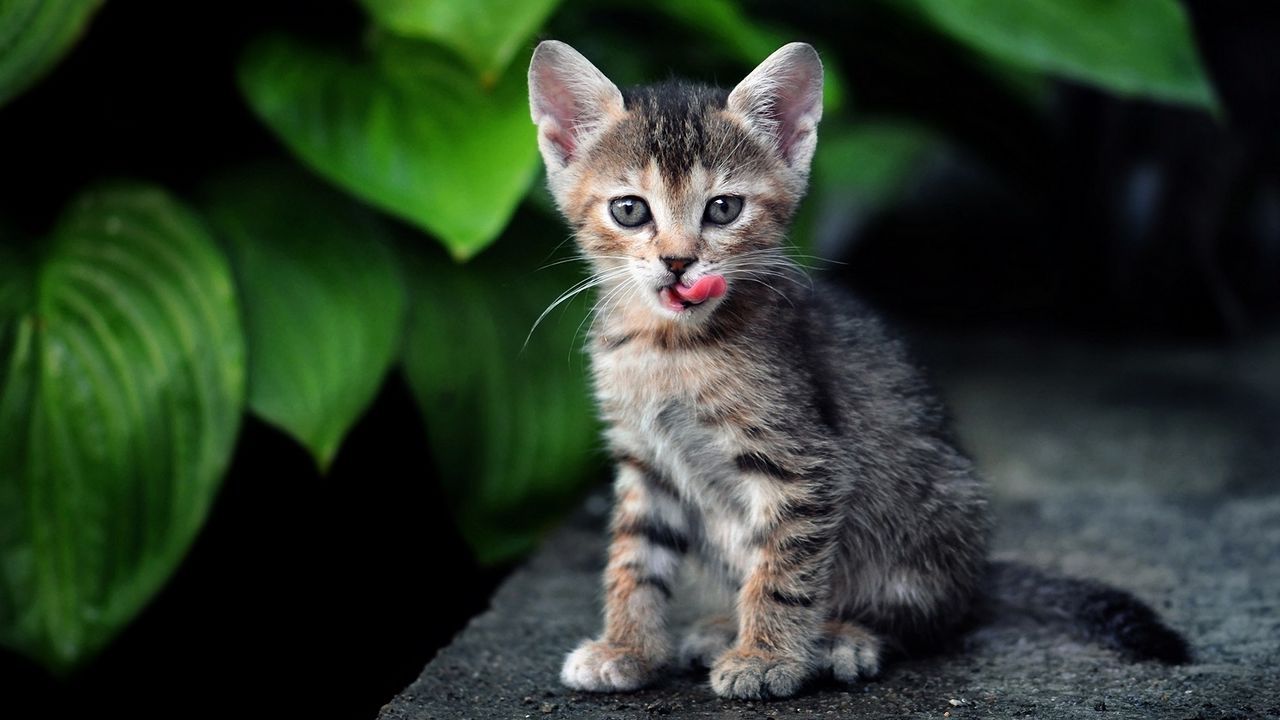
[1, 1, 1277, 718]
[2, 3, 505, 717]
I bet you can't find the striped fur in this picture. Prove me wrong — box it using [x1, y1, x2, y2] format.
[533, 41, 1182, 700]
[534, 41, 987, 699]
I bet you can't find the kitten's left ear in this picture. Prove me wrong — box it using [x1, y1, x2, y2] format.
[728, 42, 824, 178]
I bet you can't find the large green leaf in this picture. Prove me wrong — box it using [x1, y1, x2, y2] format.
[359, 0, 561, 84]
[401, 242, 603, 563]
[893, 0, 1215, 109]
[203, 168, 406, 471]
[0, 0, 103, 107]
[238, 34, 540, 260]
[0, 186, 245, 672]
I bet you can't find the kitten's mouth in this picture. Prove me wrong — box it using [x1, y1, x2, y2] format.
[659, 275, 727, 313]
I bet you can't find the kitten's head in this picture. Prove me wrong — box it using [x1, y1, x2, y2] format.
[528, 41, 823, 327]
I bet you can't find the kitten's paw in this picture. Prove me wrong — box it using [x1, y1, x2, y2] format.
[825, 621, 883, 683]
[709, 650, 810, 699]
[678, 616, 735, 669]
[560, 639, 656, 692]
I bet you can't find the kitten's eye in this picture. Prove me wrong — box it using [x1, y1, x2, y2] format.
[609, 196, 651, 227]
[704, 196, 743, 225]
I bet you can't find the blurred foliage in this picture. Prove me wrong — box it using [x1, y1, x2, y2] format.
[0, 0, 102, 107]
[796, 121, 941, 256]
[203, 168, 406, 471]
[358, 0, 561, 83]
[647, 0, 847, 112]
[0, 0, 1221, 671]
[238, 34, 540, 260]
[890, 0, 1216, 109]
[0, 187, 244, 672]
[402, 238, 601, 564]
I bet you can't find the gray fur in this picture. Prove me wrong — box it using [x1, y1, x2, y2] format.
[531, 40, 1184, 701]
[603, 281, 989, 643]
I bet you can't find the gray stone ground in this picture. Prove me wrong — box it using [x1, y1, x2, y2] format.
[380, 333, 1280, 720]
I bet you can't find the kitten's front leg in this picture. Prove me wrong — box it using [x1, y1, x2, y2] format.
[561, 459, 687, 692]
[711, 481, 833, 699]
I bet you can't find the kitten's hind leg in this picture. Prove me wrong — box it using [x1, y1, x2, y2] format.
[678, 614, 736, 669]
[824, 620, 883, 683]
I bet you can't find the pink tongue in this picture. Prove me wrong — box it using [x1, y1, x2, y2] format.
[672, 275, 727, 304]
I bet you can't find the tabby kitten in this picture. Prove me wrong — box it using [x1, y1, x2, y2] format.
[527, 41, 1186, 700]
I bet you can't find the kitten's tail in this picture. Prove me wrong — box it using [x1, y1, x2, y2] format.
[982, 560, 1191, 664]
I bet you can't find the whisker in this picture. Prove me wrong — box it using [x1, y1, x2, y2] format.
[721, 269, 804, 287]
[538, 232, 581, 267]
[735, 276, 795, 306]
[524, 267, 632, 350]
[537, 253, 633, 271]
[721, 262, 811, 290]
[572, 280, 637, 360]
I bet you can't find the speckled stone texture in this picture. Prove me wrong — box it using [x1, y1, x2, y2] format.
[379, 333, 1280, 720]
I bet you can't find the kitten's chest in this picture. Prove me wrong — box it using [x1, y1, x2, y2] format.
[593, 342, 778, 576]
[592, 343, 746, 501]
[592, 343, 728, 448]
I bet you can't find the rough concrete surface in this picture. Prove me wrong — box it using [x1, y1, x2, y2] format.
[380, 333, 1280, 720]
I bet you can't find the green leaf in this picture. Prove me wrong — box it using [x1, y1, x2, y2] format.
[649, 0, 848, 113]
[893, 0, 1215, 109]
[359, 0, 561, 83]
[202, 167, 406, 471]
[0, 232, 31, 314]
[818, 122, 938, 207]
[238, 34, 540, 260]
[795, 120, 940, 254]
[401, 241, 603, 563]
[0, 0, 103, 107]
[0, 185, 245, 672]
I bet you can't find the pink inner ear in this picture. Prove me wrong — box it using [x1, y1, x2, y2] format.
[546, 125, 577, 159]
[779, 118, 811, 161]
[530, 42, 624, 168]
[773, 77, 821, 163]
[729, 44, 824, 166]
[532, 71, 583, 162]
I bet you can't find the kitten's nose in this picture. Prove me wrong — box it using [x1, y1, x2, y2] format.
[661, 256, 697, 276]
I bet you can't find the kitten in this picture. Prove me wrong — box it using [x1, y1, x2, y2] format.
[527, 40, 1188, 700]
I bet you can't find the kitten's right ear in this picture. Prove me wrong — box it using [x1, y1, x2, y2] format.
[528, 41, 624, 174]
[728, 42, 824, 180]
